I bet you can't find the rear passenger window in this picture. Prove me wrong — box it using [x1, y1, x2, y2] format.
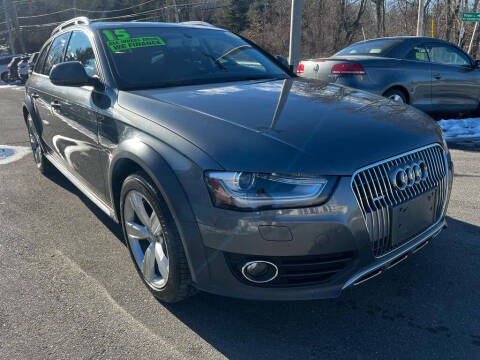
[43, 32, 70, 75]
[406, 46, 429, 62]
[65, 31, 96, 77]
[34, 43, 51, 73]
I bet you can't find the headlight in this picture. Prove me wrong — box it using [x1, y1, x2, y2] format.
[205, 171, 337, 211]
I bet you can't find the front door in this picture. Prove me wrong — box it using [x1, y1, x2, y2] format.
[48, 30, 106, 198]
[425, 42, 480, 113]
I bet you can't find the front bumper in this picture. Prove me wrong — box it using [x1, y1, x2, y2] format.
[186, 147, 453, 301]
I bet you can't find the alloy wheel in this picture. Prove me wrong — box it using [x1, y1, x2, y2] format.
[388, 94, 405, 104]
[27, 116, 42, 166]
[123, 190, 169, 289]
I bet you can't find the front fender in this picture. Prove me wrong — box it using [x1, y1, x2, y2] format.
[108, 139, 211, 285]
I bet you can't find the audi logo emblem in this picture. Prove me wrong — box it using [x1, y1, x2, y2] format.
[390, 160, 428, 190]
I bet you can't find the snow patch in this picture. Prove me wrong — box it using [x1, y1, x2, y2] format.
[438, 118, 480, 140]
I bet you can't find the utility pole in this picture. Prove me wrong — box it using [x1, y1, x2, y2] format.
[416, 0, 425, 36]
[12, 1, 25, 53]
[171, 0, 179, 23]
[2, 0, 15, 54]
[73, 0, 77, 17]
[288, 0, 302, 70]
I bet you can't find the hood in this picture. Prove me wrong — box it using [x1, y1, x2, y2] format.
[118, 78, 444, 175]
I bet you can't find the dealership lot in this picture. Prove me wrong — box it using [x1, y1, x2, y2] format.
[0, 86, 479, 359]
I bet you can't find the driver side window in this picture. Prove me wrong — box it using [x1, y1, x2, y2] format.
[425, 44, 471, 67]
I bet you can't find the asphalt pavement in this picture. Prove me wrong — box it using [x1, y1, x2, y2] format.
[0, 85, 479, 360]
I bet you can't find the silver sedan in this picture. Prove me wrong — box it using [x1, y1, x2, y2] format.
[298, 36, 480, 114]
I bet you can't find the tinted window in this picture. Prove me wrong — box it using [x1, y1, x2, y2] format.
[100, 27, 288, 90]
[335, 39, 401, 56]
[405, 46, 430, 62]
[425, 44, 471, 66]
[43, 32, 70, 75]
[35, 44, 50, 73]
[65, 31, 96, 76]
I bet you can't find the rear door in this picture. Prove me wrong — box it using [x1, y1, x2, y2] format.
[425, 42, 480, 112]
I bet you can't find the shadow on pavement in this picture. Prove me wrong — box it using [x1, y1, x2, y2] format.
[447, 138, 480, 152]
[42, 164, 480, 359]
[162, 216, 480, 359]
[43, 165, 125, 244]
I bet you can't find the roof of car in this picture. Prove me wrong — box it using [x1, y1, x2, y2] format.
[354, 36, 451, 44]
[90, 21, 222, 30]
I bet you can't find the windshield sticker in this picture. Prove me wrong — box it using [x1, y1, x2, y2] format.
[103, 29, 166, 52]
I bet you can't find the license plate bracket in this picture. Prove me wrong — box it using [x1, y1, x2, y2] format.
[391, 189, 437, 247]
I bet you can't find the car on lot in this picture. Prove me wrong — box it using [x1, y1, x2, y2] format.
[24, 18, 453, 303]
[28, 52, 39, 74]
[297, 37, 480, 115]
[0, 53, 22, 82]
[6, 55, 23, 82]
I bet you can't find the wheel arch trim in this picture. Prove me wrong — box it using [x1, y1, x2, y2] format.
[108, 139, 211, 284]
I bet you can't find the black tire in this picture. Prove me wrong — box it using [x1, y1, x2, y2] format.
[384, 88, 407, 104]
[26, 114, 53, 175]
[120, 171, 196, 303]
[1, 71, 9, 83]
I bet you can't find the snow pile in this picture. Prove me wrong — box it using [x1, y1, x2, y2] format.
[438, 118, 480, 140]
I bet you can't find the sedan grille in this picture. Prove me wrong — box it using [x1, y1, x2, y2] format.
[351, 144, 448, 257]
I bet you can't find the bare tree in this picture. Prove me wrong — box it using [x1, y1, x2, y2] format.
[371, 0, 385, 37]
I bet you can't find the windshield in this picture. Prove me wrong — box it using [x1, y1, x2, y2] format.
[100, 26, 289, 90]
[335, 39, 401, 56]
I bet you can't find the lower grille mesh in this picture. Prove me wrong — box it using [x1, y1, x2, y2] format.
[351, 144, 448, 257]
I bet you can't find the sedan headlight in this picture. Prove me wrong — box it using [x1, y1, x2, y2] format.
[205, 171, 337, 211]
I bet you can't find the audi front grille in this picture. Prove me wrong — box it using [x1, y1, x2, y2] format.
[351, 144, 448, 258]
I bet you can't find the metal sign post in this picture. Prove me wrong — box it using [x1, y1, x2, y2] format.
[469, 22, 479, 54]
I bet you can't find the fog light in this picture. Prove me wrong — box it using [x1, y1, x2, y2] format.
[241, 260, 278, 283]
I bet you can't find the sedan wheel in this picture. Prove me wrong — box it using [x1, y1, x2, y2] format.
[384, 89, 407, 104]
[388, 94, 404, 103]
[123, 190, 170, 289]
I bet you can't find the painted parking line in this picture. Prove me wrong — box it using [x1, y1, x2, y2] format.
[0, 145, 30, 165]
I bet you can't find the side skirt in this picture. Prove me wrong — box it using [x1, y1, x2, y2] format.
[44, 153, 118, 222]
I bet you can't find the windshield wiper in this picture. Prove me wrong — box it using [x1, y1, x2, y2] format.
[202, 52, 227, 72]
[216, 45, 252, 62]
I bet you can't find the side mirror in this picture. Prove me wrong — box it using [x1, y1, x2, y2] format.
[276, 55, 289, 69]
[49, 61, 93, 87]
[476, 60, 480, 68]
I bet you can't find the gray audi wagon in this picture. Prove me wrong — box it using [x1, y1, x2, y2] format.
[23, 17, 453, 302]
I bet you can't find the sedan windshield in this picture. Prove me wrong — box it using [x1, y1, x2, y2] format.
[100, 26, 289, 90]
[335, 39, 401, 56]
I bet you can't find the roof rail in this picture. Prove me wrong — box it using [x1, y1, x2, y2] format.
[180, 21, 216, 28]
[51, 17, 90, 37]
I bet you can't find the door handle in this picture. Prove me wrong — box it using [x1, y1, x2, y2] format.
[31, 93, 39, 99]
[50, 101, 61, 109]
[433, 73, 442, 80]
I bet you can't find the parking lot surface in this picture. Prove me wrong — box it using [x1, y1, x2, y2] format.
[0, 86, 479, 359]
